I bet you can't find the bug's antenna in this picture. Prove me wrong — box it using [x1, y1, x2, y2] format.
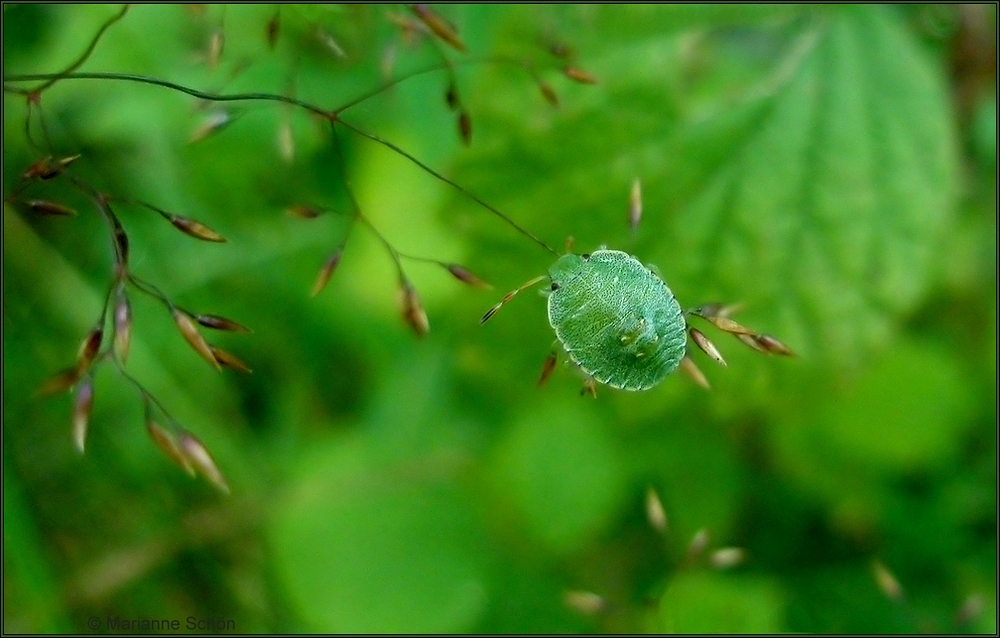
[480, 275, 547, 324]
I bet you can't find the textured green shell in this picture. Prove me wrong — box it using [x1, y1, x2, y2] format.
[547, 250, 687, 391]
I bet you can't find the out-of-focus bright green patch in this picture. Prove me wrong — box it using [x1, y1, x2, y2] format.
[770, 338, 975, 528]
[269, 348, 489, 632]
[489, 400, 626, 554]
[657, 570, 784, 633]
[816, 341, 973, 471]
[272, 462, 487, 632]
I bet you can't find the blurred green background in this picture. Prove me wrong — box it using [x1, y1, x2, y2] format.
[3, 4, 995, 633]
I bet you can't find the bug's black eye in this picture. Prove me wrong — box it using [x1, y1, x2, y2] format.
[550, 282, 560, 291]
[581, 253, 590, 260]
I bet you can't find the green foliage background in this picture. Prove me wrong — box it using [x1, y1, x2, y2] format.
[3, 4, 995, 633]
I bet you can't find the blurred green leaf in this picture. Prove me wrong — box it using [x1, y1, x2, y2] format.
[658, 571, 784, 633]
[270, 436, 487, 633]
[815, 341, 973, 470]
[489, 400, 626, 554]
[455, 5, 957, 366]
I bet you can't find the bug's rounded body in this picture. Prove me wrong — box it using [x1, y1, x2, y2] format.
[546, 250, 687, 391]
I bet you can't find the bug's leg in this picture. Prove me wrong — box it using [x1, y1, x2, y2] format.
[538, 349, 558, 387]
[679, 356, 710, 390]
[564, 236, 575, 253]
[581, 375, 598, 398]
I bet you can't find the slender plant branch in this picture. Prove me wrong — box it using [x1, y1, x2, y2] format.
[4, 67, 561, 255]
[336, 119, 559, 256]
[328, 123, 406, 279]
[33, 4, 131, 93]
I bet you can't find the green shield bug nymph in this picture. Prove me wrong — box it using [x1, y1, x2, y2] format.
[547, 251, 687, 391]
[479, 183, 795, 393]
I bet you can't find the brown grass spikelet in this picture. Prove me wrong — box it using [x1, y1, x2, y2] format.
[458, 110, 472, 146]
[171, 308, 221, 370]
[209, 346, 252, 374]
[266, 10, 280, 50]
[26, 200, 77, 216]
[537, 351, 558, 387]
[755, 334, 796, 356]
[445, 82, 460, 110]
[706, 315, 755, 335]
[629, 178, 642, 232]
[679, 356, 710, 390]
[562, 590, 606, 615]
[538, 82, 559, 107]
[709, 547, 746, 569]
[177, 432, 230, 494]
[873, 560, 904, 603]
[410, 4, 466, 52]
[76, 324, 104, 373]
[167, 214, 226, 242]
[562, 66, 598, 84]
[37, 367, 82, 397]
[146, 418, 195, 475]
[736, 332, 767, 353]
[72, 375, 95, 453]
[189, 109, 232, 143]
[645, 485, 668, 533]
[195, 313, 252, 334]
[400, 281, 429, 338]
[690, 327, 726, 366]
[286, 204, 324, 219]
[113, 287, 132, 363]
[207, 29, 225, 69]
[310, 249, 343, 297]
[445, 263, 490, 289]
[686, 527, 710, 562]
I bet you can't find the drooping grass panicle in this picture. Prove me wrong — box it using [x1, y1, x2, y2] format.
[5, 6, 599, 494]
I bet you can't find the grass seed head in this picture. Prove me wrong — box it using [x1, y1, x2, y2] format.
[72, 376, 95, 454]
[562, 590, 606, 615]
[645, 486, 668, 533]
[76, 324, 104, 373]
[445, 263, 490, 289]
[411, 4, 467, 52]
[113, 287, 132, 363]
[171, 308, 221, 370]
[690, 327, 727, 367]
[537, 351, 558, 387]
[538, 82, 559, 107]
[311, 249, 343, 298]
[458, 110, 472, 146]
[563, 66, 598, 84]
[168, 214, 226, 242]
[709, 547, 746, 569]
[400, 281, 429, 338]
[27, 200, 77, 216]
[178, 432, 230, 494]
[195, 313, 252, 334]
[210, 346, 252, 374]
